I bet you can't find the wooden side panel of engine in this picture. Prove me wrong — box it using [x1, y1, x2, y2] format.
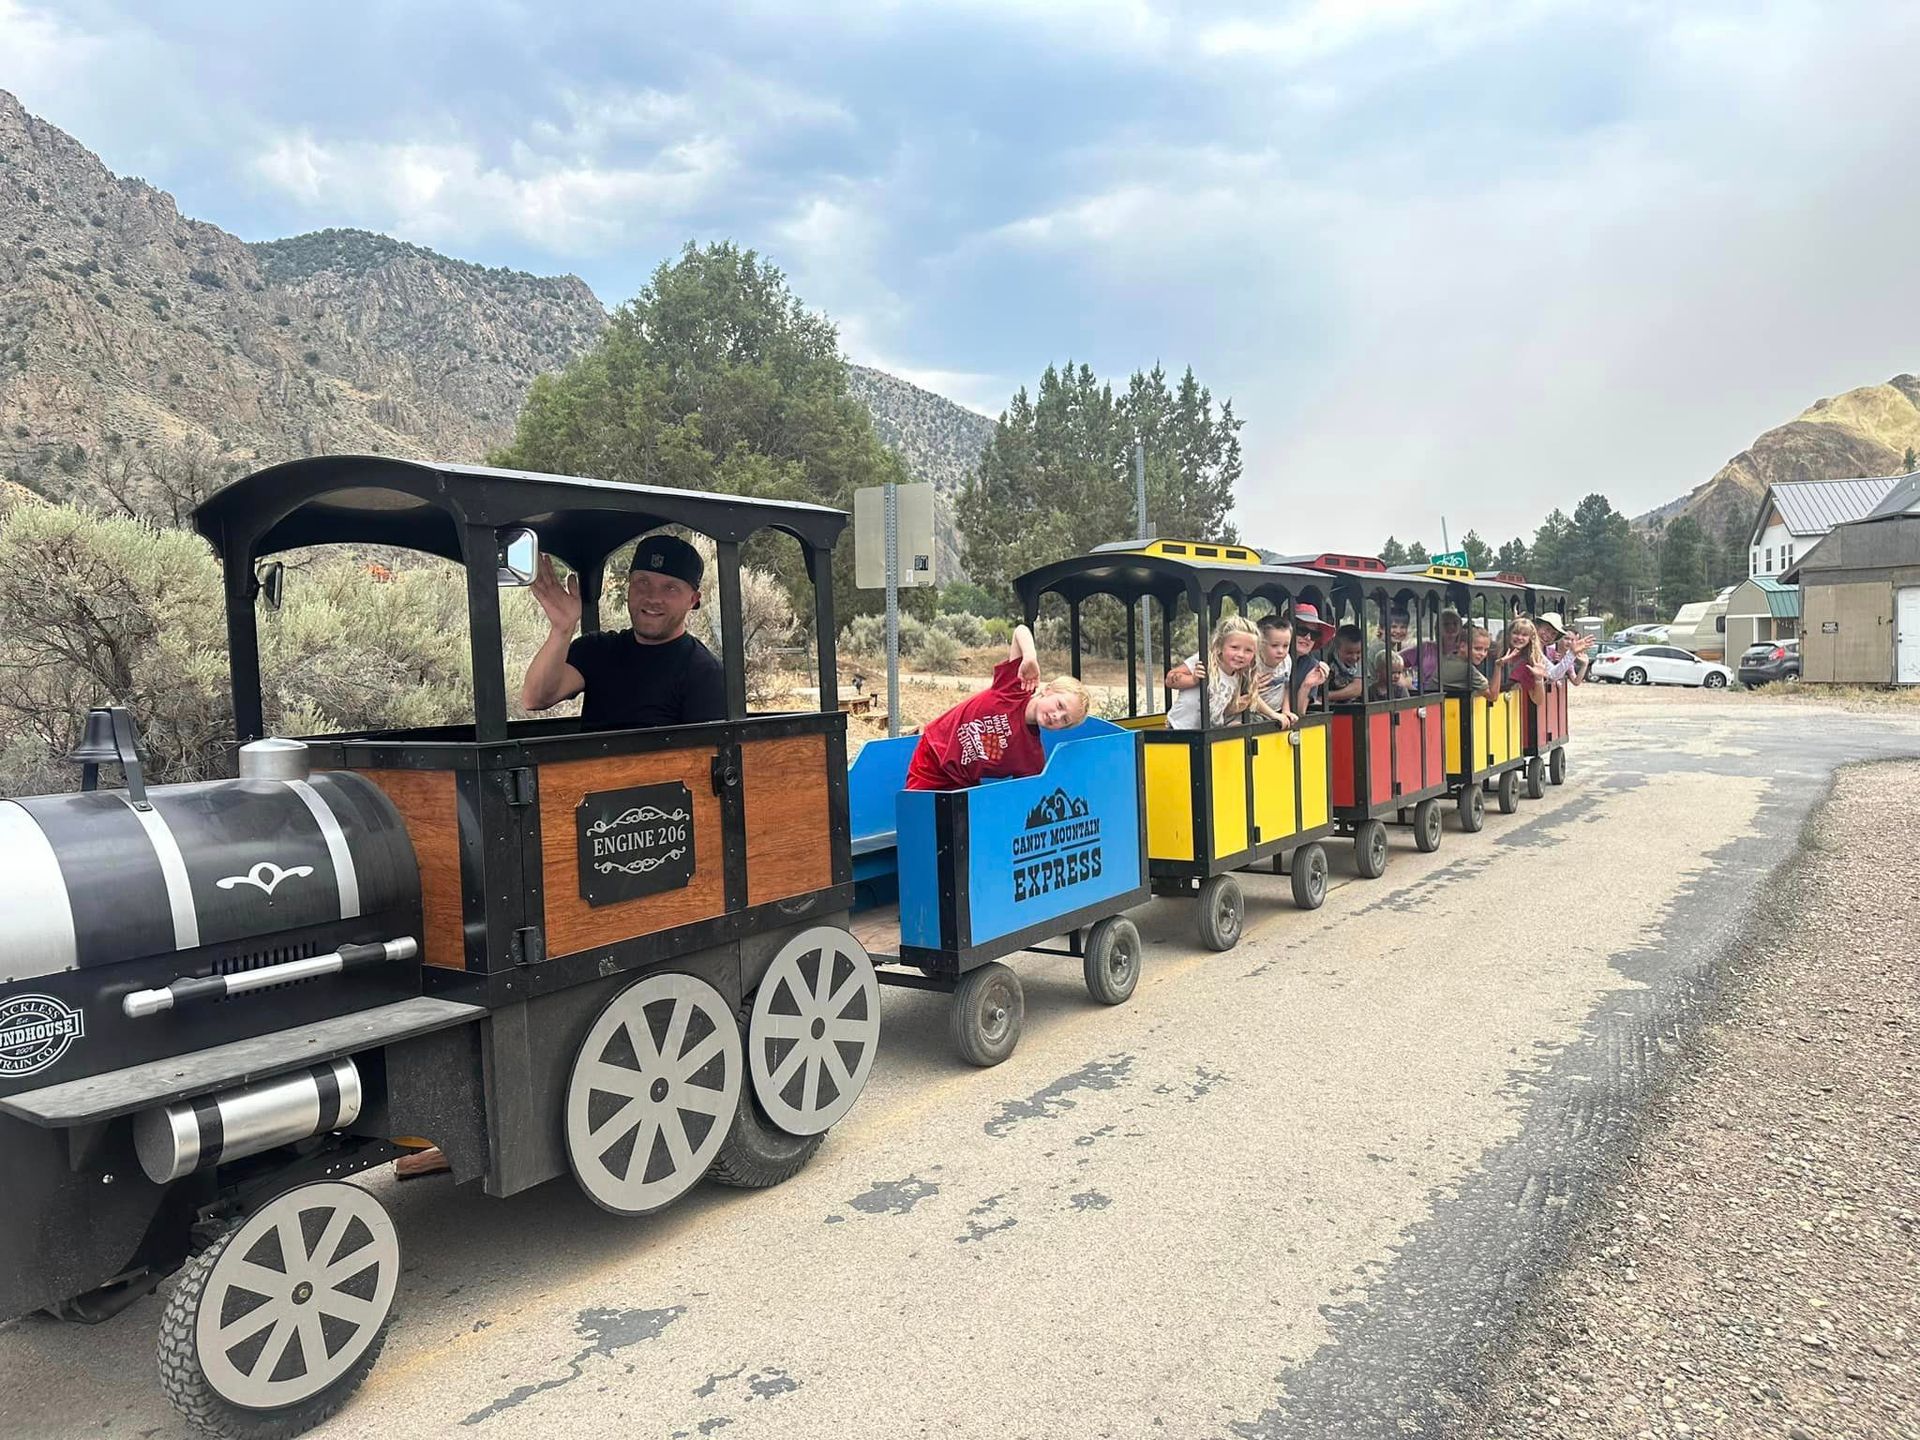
[351, 768, 465, 970]
[539, 748, 727, 960]
[740, 732, 835, 906]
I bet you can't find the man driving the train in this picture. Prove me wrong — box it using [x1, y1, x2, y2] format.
[519, 534, 727, 729]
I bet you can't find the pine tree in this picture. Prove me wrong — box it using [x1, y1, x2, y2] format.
[1407, 541, 1430, 565]
[1459, 530, 1493, 571]
[1378, 536, 1409, 566]
[1657, 515, 1710, 607]
[958, 360, 1243, 604]
[492, 241, 907, 614]
[1494, 537, 1531, 574]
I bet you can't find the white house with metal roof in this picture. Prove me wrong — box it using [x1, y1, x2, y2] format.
[1746, 476, 1902, 578]
[1784, 473, 1920, 684]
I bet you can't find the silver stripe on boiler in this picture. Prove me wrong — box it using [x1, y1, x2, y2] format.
[118, 795, 200, 951]
[0, 801, 79, 980]
[285, 778, 361, 918]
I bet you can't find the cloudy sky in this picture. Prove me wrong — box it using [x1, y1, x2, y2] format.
[6, 0, 1919, 551]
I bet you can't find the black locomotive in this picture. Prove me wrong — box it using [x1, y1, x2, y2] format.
[0, 457, 880, 1437]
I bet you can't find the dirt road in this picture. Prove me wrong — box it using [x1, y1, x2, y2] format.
[1, 688, 1915, 1439]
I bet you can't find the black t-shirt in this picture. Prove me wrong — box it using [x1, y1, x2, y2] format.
[565, 629, 727, 730]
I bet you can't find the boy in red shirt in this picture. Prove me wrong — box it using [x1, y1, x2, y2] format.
[905, 624, 1092, 790]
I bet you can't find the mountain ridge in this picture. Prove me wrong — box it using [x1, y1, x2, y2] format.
[0, 90, 984, 555]
[1637, 374, 1920, 537]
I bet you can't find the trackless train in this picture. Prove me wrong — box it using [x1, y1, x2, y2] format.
[0, 458, 1572, 1437]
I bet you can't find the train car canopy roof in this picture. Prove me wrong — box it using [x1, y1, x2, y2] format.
[193, 455, 849, 570]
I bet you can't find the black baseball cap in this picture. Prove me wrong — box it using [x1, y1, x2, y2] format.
[629, 534, 703, 592]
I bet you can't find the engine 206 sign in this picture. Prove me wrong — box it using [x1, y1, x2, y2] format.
[577, 782, 695, 907]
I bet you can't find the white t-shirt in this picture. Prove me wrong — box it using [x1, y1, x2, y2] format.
[1256, 654, 1292, 711]
[1167, 652, 1245, 730]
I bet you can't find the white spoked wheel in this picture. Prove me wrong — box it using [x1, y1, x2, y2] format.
[565, 971, 742, 1215]
[748, 926, 881, 1137]
[161, 1181, 399, 1432]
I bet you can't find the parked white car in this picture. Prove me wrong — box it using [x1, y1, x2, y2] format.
[1588, 644, 1733, 688]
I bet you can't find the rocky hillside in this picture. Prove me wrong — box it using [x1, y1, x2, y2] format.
[845, 364, 994, 578]
[0, 89, 607, 508]
[1640, 375, 1920, 534]
[0, 89, 985, 568]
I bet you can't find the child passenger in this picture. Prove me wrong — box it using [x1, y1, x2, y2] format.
[1501, 617, 1548, 706]
[1253, 614, 1296, 727]
[1440, 624, 1490, 693]
[1166, 615, 1282, 729]
[905, 623, 1091, 790]
[1324, 624, 1368, 703]
[1369, 647, 1411, 700]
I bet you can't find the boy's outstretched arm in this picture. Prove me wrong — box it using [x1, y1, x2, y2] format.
[1010, 623, 1041, 688]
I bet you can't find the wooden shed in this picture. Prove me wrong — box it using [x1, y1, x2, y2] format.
[1786, 474, 1920, 685]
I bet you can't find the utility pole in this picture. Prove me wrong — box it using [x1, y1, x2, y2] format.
[1136, 440, 1153, 706]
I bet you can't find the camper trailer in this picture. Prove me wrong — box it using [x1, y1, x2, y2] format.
[1666, 587, 1736, 662]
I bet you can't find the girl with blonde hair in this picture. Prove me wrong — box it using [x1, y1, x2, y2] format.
[1500, 616, 1547, 705]
[1166, 614, 1284, 729]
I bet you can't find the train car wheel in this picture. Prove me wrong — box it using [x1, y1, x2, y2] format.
[1413, 799, 1443, 853]
[1549, 747, 1568, 786]
[951, 963, 1024, 1067]
[158, 1181, 398, 1439]
[564, 971, 742, 1216]
[745, 927, 882, 1137]
[1497, 769, 1520, 814]
[710, 996, 824, 1189]
[1457, 785, 1486, 833]
[1196, 875, 1244, 951]
[1353, 820, 1389, 880]
[1526, 757, 1546, 800]
[1290, 843, 1328, 910]
[1083, 917, 1141, 1005]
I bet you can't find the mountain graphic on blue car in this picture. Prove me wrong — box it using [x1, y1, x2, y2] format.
[1023, 788, 1090, 829]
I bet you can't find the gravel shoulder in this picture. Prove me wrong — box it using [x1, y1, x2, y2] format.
[1461, 760, 1920, 1440]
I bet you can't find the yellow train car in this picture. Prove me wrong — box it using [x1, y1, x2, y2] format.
[1015, 544, 1336, 950]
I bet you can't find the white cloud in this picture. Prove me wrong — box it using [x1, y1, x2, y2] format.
[1196, 0, 1563, 65]
[250, 130, 735, 253]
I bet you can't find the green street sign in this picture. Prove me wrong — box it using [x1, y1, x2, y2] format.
[1431, 550, 1469, 569]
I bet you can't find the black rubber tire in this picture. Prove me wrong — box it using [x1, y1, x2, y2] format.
[708, 997, 825, 1188]
[951, 963, 1023, 1067]
[1354, 819, 1389, 880]
[158, 1226, 391, 1440]
[1195, 875, 1244, 951]
[1703, 672, 1728, 689]
[1457, 785, 1486, 833]
[1497, 768, 1520, 814]
[1289, 843, 1328, 910]
[1548, 747, 1567, 786]
[1526, 756, 1546, 800]
[1413, 798, 1443, 853]
[1082, 917, 1141, 1006]
[1624, 667, 1648, 686]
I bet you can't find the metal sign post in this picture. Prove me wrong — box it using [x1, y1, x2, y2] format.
[884, 481, 899, 736]
[854, 482, 936, 739]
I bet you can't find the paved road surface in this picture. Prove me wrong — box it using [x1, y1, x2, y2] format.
[3, 689, 1916, 1439]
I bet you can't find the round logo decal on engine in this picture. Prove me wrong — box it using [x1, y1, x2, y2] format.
[0, 993, 86, 1077]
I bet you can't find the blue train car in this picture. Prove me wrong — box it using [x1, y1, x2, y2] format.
[846, 718, 1149, 1065]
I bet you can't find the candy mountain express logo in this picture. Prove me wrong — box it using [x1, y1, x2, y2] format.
[0, 993, 86, 1077]
[1009, 787, 1103, 902]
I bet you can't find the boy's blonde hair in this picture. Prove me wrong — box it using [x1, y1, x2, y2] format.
[1043, 674, 1091, 719]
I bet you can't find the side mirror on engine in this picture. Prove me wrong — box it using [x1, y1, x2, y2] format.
[255, 560, 284, 611]
[497, 527, 539, 588]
